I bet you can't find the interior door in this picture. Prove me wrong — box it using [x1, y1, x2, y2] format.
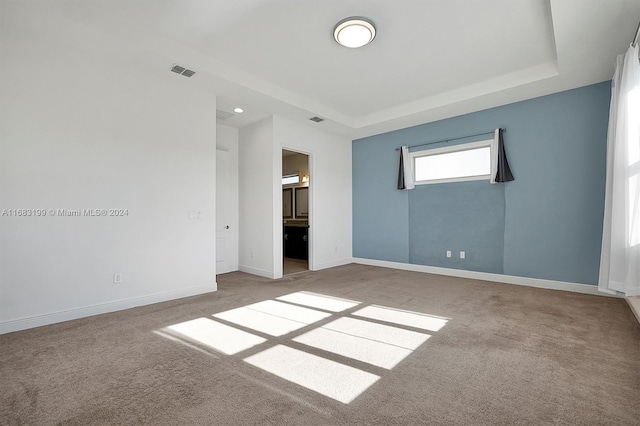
[216, 150, 232, 274]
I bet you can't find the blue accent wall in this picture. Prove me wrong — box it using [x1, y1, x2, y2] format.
[352, 134, 409, 262]
[353, 82, 611, 285]
[409, 181, 505, 274]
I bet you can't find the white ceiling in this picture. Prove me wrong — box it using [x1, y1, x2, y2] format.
[45, 0, 640, 138]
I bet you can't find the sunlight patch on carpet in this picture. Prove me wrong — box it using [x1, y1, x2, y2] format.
[242, 300, 331, 324]
[244, 345, 379, 404]
[164, 317, 265, 355]
[323, 317, 430, 350]
[353, 305, 449, 332]
[276, 291, 360, 312]
[293, 327, 412, 369]
[293, 317, 431, 369]
[157, 293, 450, 404]
[213, 307, 309, 336]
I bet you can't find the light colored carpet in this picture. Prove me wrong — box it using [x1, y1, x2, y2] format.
[1, 264, 639, 425]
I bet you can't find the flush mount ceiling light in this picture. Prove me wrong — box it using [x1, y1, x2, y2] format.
[233, 107, 244, 113]
[333, 17, 376, 48]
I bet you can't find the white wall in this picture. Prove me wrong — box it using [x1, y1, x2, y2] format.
[237, 116, 352, 279]
[0, 4, 217, 333]
[238, 117, 278, 278]
[274, 116, 353, 271]
[216, 125, 240, 272]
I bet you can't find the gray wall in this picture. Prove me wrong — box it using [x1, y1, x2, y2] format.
[353, 82, 610, 285]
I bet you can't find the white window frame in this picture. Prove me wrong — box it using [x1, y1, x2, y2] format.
[409, 139, 493, 185]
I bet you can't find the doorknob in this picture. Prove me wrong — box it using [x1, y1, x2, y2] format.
[225, 225, 230, 229]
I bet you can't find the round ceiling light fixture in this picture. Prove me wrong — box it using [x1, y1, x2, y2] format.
[233, 107, 244, 113]
[333, 17, 376, 48]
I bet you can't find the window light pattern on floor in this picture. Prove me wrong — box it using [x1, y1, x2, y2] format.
[276, 291, 360, 312]
[157, 291, 449, 404]
[245, 345, 380, 404]
[163, 317, 266, 355]
[213, 300, 331, 337]
[353, 305, 449, 332]
[293, 317, 430, 369]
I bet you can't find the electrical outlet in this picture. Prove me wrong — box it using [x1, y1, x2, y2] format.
[446, 250, 451, 258]
[250, 250, 254, 259]
[335, 246, 338, 253]
[113, 273, 122, 283]
[460, 251, 465, 259]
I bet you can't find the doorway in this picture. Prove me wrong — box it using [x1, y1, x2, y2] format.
[282, 149, 309, 275]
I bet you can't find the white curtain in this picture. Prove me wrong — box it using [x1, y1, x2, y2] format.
[599, 44, 640, 296]
[397, 146, 415, 190]
[490, 129, 499, 184]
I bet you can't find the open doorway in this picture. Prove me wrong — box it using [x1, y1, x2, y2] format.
[282, 149, 309, 275]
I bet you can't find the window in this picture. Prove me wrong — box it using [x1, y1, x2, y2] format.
[410, 140, 492, 185]
[282, 174, 300, 185]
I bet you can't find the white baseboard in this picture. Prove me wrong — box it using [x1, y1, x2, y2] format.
[352, 258, 619, 297]
[239, 264, 274, 279]
[0, 283, 218, 335]
[312, 258, 353, 271]
[626, 297, 640, 324]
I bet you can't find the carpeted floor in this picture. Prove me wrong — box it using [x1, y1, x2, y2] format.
[1, 264, 639, 425]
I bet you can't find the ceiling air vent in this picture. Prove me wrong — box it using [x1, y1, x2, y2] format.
[309, 116, 324, 123]
[216, 109, 235, 121]
[170, 64, 196, 77]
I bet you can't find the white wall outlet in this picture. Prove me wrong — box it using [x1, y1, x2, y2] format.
[250, 250, 254, 259]
[460, 251, 465, 259]
[446, 250, 451, 258]
[113, 273, 122, 283]
[335, 246, 338, 253]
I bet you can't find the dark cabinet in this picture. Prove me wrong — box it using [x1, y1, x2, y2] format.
[284, 225, 308, 260]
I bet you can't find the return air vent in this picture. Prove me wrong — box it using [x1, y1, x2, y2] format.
[170, 64, 196, 77]
[216, 109, 235, 121]
[309, 116, 324, 123]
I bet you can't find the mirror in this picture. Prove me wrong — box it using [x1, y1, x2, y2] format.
[283, 188, 293, 218]
[295, 187, 308, 217]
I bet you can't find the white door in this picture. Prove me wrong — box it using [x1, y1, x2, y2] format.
[216, 150, 232, 274]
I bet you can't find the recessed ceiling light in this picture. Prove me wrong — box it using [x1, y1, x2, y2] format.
[233, 107, 244, 113]
[333, 17, 376, 48]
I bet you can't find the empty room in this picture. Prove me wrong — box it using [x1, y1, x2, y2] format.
[2, 1, 640, 425]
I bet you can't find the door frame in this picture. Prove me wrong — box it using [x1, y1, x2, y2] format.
[279, 147, 313, 277]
